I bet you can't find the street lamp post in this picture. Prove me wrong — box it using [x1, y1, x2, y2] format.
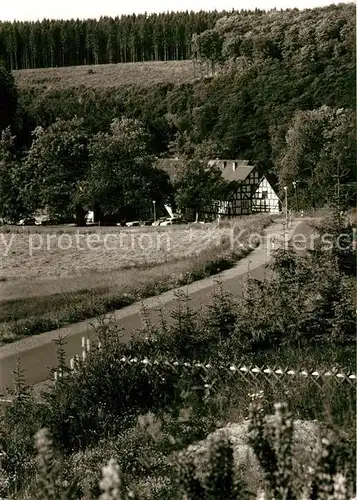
[283, 186, 288, 228]
[152, 200, 156, 222]
[292, 181, 299, 213]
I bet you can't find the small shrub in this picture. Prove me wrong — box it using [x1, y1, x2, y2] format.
[176, 432, 250, 499]
[248, 400, 355, 500]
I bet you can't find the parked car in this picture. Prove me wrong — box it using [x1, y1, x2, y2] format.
[126, 220, 141, 227]
[35, 215, 56, 225]
[18, 217, 36, 226]
[140, 219, 154, 226]
[152, 217, 167, 226]
[160, 217, 186, 226]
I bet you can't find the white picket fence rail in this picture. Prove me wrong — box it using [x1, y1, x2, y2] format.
[52, 336, 356, 386]
[0, 334, 354, 407]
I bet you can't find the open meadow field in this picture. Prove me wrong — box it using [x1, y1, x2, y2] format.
[0, 223, 242, 290]
[0, 223, 233, 283]
[13, 60, 196, 90]
[0, 216, 272, 344]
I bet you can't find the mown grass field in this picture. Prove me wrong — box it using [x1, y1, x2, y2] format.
[0, 216, 272, 344]
[13, 60, 196, 90]
[0, 223, 231, 283]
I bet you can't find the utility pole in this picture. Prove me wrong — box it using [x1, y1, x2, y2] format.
[283, 186, 288, 228]
[337, 160, 341, 212]
[152, 200, 156, 222]
[292, 181, 299, 213]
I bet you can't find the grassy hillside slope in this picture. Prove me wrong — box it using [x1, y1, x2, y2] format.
[13, 60, 196, 90]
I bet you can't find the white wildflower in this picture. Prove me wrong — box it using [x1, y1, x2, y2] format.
[333, 473, 347, 500]
[99, 458, 121, 500]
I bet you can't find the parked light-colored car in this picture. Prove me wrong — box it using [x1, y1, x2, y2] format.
[18, 217, 37, 226]
[140, 219, 154, 226]
[35, 215, 55, 225]
[160, 217, 186, 226]
[152, 217, 167, 226]
[126, 221, 141, 227]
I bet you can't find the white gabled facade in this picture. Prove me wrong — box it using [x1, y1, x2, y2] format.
[209, 159, 281, 217]
[251, 176, 280, 214]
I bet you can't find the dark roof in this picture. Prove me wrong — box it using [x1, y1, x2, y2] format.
[208, 159, 250, 167]
[156, 157, 260, 185]
[155, 158, 185, 183]
[221, 165, 256, 182]
[208, 159, 258, 183]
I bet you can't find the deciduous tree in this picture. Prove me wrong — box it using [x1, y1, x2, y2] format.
[0, 127, 28, 222]
[23, 118, 90, 224]
[0, 63, 18, 133]
[85, 117, 171, 221]
[277, 106, 356, 209]
[175, 158, 227, 221]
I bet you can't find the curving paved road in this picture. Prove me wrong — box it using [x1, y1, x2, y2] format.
[0, 218, 315, 396]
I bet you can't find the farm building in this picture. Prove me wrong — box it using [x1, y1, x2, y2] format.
[208, 159, 281, 217]
[155, 157, 281, 219]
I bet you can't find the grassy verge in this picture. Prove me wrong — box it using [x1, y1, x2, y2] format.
[0, 216, 273, 344]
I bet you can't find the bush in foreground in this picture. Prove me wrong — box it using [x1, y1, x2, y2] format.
[10, 400, 355, 499]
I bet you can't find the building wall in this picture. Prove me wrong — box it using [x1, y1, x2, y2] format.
[216, 174, 280, 217]
[251, 177, 280, 213]
[227, 169, 260, 216]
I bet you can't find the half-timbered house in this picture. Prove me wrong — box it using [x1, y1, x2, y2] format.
[208, 159, 280, 217]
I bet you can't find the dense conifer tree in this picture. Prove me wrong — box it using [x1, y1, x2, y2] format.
[0, 11, 224, 69]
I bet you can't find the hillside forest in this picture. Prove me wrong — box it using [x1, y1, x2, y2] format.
[0, 4, 356, 224]
[0, 11, 226, 69]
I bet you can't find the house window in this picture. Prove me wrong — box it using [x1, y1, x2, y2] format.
[262, 190, 268, 199]
[242, 200, 249, 209]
